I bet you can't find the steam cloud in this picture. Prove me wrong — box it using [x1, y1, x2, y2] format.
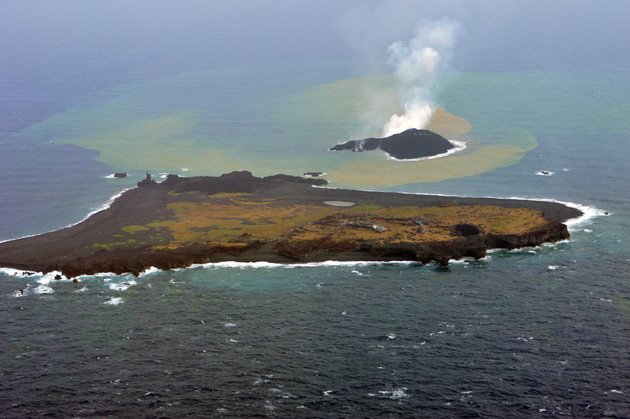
[382, 18, 459, 137]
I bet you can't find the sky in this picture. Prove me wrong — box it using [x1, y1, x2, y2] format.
[2, 0, 630, 75]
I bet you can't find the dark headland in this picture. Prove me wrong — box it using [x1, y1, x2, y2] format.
[0, 171, 581, 278]
[330, 128, 456, 160]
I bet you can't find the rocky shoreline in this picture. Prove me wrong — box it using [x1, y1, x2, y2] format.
[0, 172, 581, 278]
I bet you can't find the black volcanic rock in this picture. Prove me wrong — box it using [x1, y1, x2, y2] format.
[137, 172, 157, 188]
[330, 128, 455, 160]
[161, 171, 327, 194]
[452, 224, 481, 237]
[113, 172, 127, 178]
[303, 171, 325, 178]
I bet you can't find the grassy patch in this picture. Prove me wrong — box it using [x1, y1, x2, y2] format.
[139, 191, 548, 247]
[93, 239, 137, 251]
[122, 225, 150, 234]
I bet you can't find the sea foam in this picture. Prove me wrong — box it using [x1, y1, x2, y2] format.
[0, 267, 31, 277]
[37, 271, 67, 284]
[378, 387, 409, 400]
[109, 280, 137, 291]
[0, 268, 67, 282]
[104, 297, 124, 305]
[139, 267, 162, 277]
[33, 285, 54, 295]
[192, 260, 419, 270]
[128, 260, 422, 278]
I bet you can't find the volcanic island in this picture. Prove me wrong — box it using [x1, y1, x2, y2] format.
[330, 128, 458, 160]
[0, 170, 581, 278]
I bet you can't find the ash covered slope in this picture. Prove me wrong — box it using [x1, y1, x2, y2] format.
[0, 171, 580, 277]
[330, 128, 455, 160]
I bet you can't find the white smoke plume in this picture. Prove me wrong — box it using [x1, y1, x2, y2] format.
[382, 18, 459, 137]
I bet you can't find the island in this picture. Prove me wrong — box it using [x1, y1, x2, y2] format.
[0, 171, 581, 278]
[330, 128, 456, 160]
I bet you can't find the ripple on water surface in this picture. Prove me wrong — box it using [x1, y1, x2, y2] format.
[1, 252, 628, 417]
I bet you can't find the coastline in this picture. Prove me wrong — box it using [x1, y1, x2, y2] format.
[0, 172, 587, 278]
[0, 197, 600, 282]
[0, 187, 132, 245]
[1, 183, 599, 246]
[0, 236, 580, 282]
[314, 184, 605, 228]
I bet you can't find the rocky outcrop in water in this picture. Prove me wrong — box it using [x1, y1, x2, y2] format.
[330, 128, 455, 160]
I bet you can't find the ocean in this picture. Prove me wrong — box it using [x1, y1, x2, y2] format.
[1, 1, 629, 417]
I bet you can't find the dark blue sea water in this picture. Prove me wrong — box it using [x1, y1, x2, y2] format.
[1, 1, 629, 417]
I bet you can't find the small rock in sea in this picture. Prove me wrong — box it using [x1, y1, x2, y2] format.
[54, 274, 62, 280]
[303, 171, 324, 178]
[113, 172, 128, 178]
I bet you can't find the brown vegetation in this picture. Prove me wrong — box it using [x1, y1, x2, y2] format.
[0, 172, 579, 277]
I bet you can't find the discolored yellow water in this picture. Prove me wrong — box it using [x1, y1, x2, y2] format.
[15, 71, 538, 187]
